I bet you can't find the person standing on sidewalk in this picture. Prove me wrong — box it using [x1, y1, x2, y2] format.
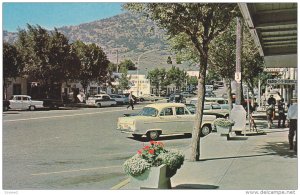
[277, 98, 286, 128]
[287, 103, 297, 152]
[127, 91, 134, 110]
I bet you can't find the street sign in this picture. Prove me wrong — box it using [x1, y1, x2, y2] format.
[267, 79, 297, 85]
[235, 72, 241, 83]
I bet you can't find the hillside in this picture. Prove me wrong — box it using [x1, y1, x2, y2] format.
[3, 12, 198, 72]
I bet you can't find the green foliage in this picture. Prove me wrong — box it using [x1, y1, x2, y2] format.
[3, 42, 21, 80]
[209, 20, 236, 80]
[167, 66, 188, 89]
[213, 118, 235, 127]
[119, 59, 137, 70]
[14, 24, 80, 86]
[123, 141, 184, 177]
[242, 27, 265, 94]
[73, 41, 110, 91]
[118, 68, 131, 91]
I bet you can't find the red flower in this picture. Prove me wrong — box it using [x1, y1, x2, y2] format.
[137, 150, 142, 155]
[150, 141, 156, 145]
[148, 149, 155, 154]
[157, 142, 164, 147]
[143, 145, 150, 150]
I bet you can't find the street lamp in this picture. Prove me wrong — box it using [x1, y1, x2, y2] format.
[136, 49, 158, 96]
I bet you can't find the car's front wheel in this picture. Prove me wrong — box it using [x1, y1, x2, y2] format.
[147, 130, 160, 140]
[139, 98, 144, 102]
[200, 124, 211, 137]
[29, 106, 36, 111]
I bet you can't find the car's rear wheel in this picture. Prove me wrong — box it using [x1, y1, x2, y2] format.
[139, 98, 144, 102]
[96, 103, 101, 108]
[200, 124, 211, 137]
[147, 131, 160, 140]
[29, 106, 36, 111]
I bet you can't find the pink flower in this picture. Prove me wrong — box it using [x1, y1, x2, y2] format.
[143, 145, 150, 150]
[148, 149, 155, 154]
[137, 150, 142, 155]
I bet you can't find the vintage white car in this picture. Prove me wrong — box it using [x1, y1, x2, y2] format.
[9, 95, 44, 111]
[138, 94, 164, 102]
[117, 103, 216, 140]
[86, 94, 117, 107]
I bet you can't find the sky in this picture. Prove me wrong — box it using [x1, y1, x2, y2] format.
[3, 2, 125, 32]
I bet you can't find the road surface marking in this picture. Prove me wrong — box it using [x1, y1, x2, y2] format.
[111, 178, 130, 190]
[31, 165, 122, 176]
[3, 108, 141, 123]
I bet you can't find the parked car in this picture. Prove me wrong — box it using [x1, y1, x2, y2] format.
[180, 91, 195, 98]
[167, 93, 186, 103]
[190, 99, 229, 117]
[86, 94, 117, 108]
[41, 98, 64, 109]
[122, 93, 138, 104]
[138, 94, 164, 102]
[205, 85, 214, 92]
[117, 103, 216, 139]
[9, 95, 44, 111]
[186, 103, 229, 118]
[109, 94, 128, 105]
[3, 100, 10, 111]
[205, 91, 216, 98]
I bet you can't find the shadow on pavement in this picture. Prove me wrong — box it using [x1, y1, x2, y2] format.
[173, 183, 219, 189]
[200, 153, 276, 162]
[260, 141, 297, 158]
[128, 134, 192, 142]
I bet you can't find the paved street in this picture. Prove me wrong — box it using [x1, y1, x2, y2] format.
[2, 103, 192, 190]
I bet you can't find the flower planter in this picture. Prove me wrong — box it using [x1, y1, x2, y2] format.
[130, 164, 171, 189]
[216, 125, 232, 135]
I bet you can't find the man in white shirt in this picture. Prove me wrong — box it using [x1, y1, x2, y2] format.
[287, 103, 297, 152]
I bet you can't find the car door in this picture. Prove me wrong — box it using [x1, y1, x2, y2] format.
[157, 107, 177, 134]
[174, 106, 194, 133]
[10, 96, 22, 109]
[102, 95, 110, 106]
[22, 96, 31, 110]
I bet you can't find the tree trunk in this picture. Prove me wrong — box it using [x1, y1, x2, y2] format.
[190, 51, 208, 161]
[225, 78, 233, 112]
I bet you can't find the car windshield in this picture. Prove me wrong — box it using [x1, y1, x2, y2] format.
[138, 107, 158, 117]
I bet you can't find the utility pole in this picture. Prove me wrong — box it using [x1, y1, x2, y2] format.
[235, 17, 243, 105]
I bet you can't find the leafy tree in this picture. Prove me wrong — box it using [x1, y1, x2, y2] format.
[209, 21, 237, 110]
[14, 25, 80, 98]
[147, 68, 168, 95]
[73, 41, 110, 94]
[167, 66, 188, 91]
[187, 76, 198, 91]
[119, 59, 137, 71]
[125, 3, 238, 161]
[118, 66, 131, 91]
[242, 29, 264, 97]
[3, 42, 22, 99]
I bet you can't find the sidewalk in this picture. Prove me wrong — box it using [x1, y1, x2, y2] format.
[118, 112, 297, 190]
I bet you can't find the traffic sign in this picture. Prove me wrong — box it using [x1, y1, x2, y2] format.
[235, 72, 241, 83]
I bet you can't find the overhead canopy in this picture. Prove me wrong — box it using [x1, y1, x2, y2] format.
[238, 3, 297, 68]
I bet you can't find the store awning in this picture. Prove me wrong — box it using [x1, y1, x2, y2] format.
[238, 3, 297, 68]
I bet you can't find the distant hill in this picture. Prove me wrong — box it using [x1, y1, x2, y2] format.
[3, 12, 198, 73]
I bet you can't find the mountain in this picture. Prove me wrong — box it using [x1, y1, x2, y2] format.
[3, 12, 198, 73]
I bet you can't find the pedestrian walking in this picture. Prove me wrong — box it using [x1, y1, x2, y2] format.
[127, 91, 134, 110]
[287, 103, 297, 152]
[266, 104, 275, 129]
[277, 98, 286, 128]
[267, 95, 276, 106]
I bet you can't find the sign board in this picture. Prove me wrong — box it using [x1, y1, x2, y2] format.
[267, 79, 297, 85]
[235, 72, 241, 83]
